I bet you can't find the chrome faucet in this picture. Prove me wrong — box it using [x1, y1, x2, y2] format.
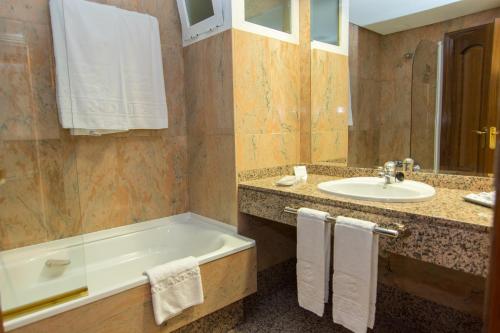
[402, 158, 421, 175]
[378, 161, 395, 184]
[378, 158, 421, 184]
[378, 161, 404, 184]
[402, 158, 414, 175]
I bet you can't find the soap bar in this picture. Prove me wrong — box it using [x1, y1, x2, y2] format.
[275, 175, 298, 187]
[464, 192, 495, 208]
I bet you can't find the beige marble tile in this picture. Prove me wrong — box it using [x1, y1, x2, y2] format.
[311, 50, 349, 163]
[76, 135, 188, 233]
[232, 29, 300, 171]
[235, 132, 300, 171]
[188, 134, 237, 225]
[184, 31, 237, 225]
[75, 137, 131, 233]
[0, 140, 48, 249]
[0, 0, 51, 24]
[37, 139, 82, 239]
[184, 31, 234, 136]
[161, 43, 187, 138]
[299, 0, 311, 163]
[233, 30, 300, 136]
[118, 135, 188, 222]
[26, 22, 61, 140]
[348, 25, 382, 167]
[0, 19, 36, 141]
[156, 0, 183, 47]
[0, 0, 189, 248]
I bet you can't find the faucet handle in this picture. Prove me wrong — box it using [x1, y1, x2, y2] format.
[383, 161, 396, 172]
[402, 158, 414, 171]
[376, 166, 384, 178]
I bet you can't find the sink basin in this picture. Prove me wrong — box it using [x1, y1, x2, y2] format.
[317, 177, 436, 203]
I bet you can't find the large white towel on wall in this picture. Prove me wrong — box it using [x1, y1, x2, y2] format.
[144, 256, 204, 326]
[49, 0, 168, 135]
[332, 216, 379, 333]
[296, 208, 331, 317]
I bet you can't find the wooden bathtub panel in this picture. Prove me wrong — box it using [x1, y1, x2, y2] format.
[11, 248, 257, 333]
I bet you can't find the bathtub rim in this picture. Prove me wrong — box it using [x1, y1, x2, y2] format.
[2, 212, 255, 332]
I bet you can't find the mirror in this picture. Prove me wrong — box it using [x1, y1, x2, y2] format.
[311, 0, 500, 176]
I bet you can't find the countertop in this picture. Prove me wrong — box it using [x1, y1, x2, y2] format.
[239, 174, 493, 231]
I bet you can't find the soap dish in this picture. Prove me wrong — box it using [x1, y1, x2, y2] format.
[275, 175, 297, 187]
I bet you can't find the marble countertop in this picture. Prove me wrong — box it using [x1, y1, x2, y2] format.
[239, 174, 493, 231]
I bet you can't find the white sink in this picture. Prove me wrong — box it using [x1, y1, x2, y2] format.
[317, 177, 436, 203]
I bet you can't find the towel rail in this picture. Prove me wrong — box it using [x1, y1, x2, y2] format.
[283, 207, 399, 238]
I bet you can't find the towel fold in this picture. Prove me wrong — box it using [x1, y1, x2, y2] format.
[144, 256, 204, 325]
[332, 217, 379, 333]
[49, 0, 168, 135]
[297, 208, 331, 316]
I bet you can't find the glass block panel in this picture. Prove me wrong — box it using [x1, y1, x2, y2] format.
[185, 0, 215, 26]
[245, 0, 292, 34]
[311, 0, 340, 45]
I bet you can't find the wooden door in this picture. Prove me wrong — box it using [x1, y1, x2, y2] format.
[441, 23, 495, 175]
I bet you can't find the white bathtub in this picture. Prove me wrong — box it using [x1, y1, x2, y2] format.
[0, 213, 255, 331]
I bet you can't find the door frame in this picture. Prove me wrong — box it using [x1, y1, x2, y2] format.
[484, 17, 500, 333]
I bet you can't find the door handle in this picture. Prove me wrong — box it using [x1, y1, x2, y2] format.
[489, 127, 498, 150]
[474, 127, 488, 148]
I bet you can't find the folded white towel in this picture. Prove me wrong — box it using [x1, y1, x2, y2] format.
[49, 0, 168, 135]
[296, 208, 331, 316]
[118, 7, 168, 130]
[144, 256, 204, 325]
[332, 217, 379, 333]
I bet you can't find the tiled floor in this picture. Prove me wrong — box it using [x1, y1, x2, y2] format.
[231, 260, 482, 333]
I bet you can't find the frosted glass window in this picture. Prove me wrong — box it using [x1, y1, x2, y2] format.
[244, 0, 292, 34]
[185, 0, 214, 25]
[311, 0, 340, 46]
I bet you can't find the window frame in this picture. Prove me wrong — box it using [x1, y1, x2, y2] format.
[232, 0, 300, 44]
[177, 0, 225, 44]
[311, 0, 349, 55]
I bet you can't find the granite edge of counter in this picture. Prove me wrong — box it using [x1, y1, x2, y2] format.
[238, 183, 491, 234]
[238, 186, 490, 277]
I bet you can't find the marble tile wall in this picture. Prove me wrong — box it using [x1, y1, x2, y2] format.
[298, 0, 311, 163]
[184, 30, 237, 226]
[184, 13, 306, 225]
[348, 23, 382, 167]
[349, 7, 500, 168]
[0, 0, 189, 249]
[233, 29, 301, 172]
[310, 49, 349, 164]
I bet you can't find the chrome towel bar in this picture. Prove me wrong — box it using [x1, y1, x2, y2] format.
[283, 207, 399, 238]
